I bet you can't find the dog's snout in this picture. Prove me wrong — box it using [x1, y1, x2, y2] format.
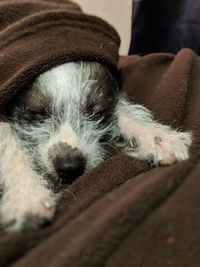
[51, 144, 85, 183]
[55, 155, 85, 183]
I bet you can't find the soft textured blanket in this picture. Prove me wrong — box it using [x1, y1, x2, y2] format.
[0, 48, 200, 267]
[0, 0, 120, 116]
[0, 0, 200, 266]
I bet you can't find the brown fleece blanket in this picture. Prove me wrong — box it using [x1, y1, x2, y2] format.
[0, 48, 200, 267]
[0, 0, 120, 115]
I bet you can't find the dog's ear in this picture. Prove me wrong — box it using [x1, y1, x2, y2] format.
[84, 64, 119, 119]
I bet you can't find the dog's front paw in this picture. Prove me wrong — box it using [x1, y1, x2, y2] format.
[125, 130, 192, 166]
[153, 131, 192, 165]
[143, 131, 192, 165]
[0, 188, 56, 232]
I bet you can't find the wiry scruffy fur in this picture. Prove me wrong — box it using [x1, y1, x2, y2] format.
[0, 61, 192, 232]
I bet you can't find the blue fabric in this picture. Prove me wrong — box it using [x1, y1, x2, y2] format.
[129, 0, 200, 55]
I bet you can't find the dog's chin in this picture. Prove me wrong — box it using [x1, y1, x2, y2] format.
[42, 169, 83, 191]
[35, 159, 85, 187]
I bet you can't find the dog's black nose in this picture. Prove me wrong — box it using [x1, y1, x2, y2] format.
[53, 149, 85, 183]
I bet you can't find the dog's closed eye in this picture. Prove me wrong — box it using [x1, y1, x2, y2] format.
[25, 106, 50, 121]
[26, 106, 46, 115]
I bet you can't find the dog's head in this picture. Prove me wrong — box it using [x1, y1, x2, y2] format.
[9, 62, 119, 183]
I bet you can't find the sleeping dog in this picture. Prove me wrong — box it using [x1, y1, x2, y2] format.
[0, 61, 192, 232]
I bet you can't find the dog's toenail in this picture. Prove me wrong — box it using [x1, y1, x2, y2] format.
[129, 138, 138, 149]
[154, 136, 162, 145]
[43, 201, 51, 209]
[147, 154, 158, 168]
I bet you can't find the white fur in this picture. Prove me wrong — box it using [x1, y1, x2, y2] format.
[12, 63, 116, 174]
[116, 98, 192, 165]
[0, 61, 192, 232]
[0, 123, 56, 232]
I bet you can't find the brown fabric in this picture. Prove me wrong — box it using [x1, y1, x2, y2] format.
[0, 0, 120, 115]
[0, 48, 200, 266]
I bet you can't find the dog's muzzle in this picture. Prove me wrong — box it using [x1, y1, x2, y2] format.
[49, 143, 85, 184]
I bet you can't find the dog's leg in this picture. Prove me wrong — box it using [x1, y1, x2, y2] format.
[0, 122, 56, 232]
[115, 96, 192, 166]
